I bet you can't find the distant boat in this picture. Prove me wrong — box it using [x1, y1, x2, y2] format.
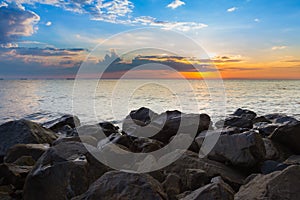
[66, 78, 75, 80]
[20, 78, 28, 80]
[0, 78, 3, 80]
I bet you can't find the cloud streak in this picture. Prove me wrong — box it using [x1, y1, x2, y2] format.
[272, 46, 287, 50]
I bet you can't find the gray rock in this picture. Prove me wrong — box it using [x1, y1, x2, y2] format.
[53, 135, 98, 147]
[162, 174, 182, 199]
[179, 176, 235, 200]
[0, 119, 57, 157]
[235, 165, 300, 200]
[253, 123, 279, 137]
[269, 121, 300, 154]
[264, 113, 298, 124]
[162, 151, 246, 190]
[4, 144, 49, 163]
[185, 169, 210, 191]
[215, 116, 253, 129]
[23, 142, 110, 200]
[199, 131, 266, 167]
[284, 155, 300, 165]
[72, 171, 167, 200]
[0, 163, 32, 190]
[233, 108, 257, 120]
[260, 160, 289, 174]
[263, 138, 280, 160]
[42, 114, 80, 133]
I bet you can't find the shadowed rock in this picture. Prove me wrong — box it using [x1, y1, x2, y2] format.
[72, 171, 167, 200]
[235, 165, 300, 200]
[0, 119, 57, 157]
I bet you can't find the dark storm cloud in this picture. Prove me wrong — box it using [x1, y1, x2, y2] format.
[0, 3, 40, 45]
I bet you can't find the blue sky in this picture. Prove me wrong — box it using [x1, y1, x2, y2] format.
[0, 0, 299, 79]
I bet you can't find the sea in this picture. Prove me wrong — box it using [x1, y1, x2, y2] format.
[0, 79, 299, 126]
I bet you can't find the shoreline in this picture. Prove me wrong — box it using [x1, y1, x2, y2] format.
[0, 107, 300, 199]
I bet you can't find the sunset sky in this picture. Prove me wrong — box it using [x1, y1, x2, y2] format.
[0, 0, 299, 79]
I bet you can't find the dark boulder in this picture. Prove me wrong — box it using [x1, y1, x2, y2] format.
[264, 113, 298, 124]
[132, 137, 164, 153]
[235, 165, 300, 200]
[52, 135, 98, 147]
[162, 174, 182, 199]
[179, 176, 235, 200]
[162, 151, 246, 190]
[269, 121, 300, 154]
[42, 114, 80, 133]
[260, 160, 289, 174]
[233, 108, 257, 120]
[215, 116, 253, 129]
[197, 131, 266, 168]
[253, 122, 279, 137]
[72, 171, 167, 200]
[0, 119, 57, 157]
[23, 142, 110, 200]
[74, 123, 119, 139]
[185, 169, 210, 191]
[284, 155, 300, 165]
[122, 107, 159, 132]
[252, 116, 271, 124]
[0, 163, 32, 190]
[4, 144, 49, 163]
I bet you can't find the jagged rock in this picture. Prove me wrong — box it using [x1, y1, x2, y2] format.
[162, 151, 246, 190]
[42, 114, 80, 133]
[269, 121, 300, 154]
[162, 174, 182, 199]
[0, 163, 32, 190]
[235, 165, 300, 200]
[215, 116, 253, 129]
[197, 131, 266, 168]
[23, 142, 110, 200]
[0, 119, 57, 157]
[53, 135, 98, 147]
[132, 137, 164, 153]
[72, 171, 167, 200]
[0, 185, 14, 200]
[13, 156, 36, 166]
[4, 144, 49, 163]
[233, 108, 257, 120]
[179, 176, 235, 200]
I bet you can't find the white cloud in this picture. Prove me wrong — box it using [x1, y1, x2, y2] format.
[167, 0, 185, 9]
[227, 7, 237, 12]
[254, 18, 260, 22]
[45, 21, 52, 26]
[133, 16, 207, 32]
[272, 46, 287, 50]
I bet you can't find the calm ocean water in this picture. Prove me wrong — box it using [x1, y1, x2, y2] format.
[0, 79, 299, 125]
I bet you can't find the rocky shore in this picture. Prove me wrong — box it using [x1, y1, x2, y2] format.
[0, 107, 300, 200]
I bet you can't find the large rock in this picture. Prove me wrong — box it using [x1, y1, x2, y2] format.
[197, 131, 266, 168]
[162, 151, 246, 190]
[235, 165, 300, 200]
[53, 135, 98, 147]
[162, 174, 182, 199]
[72, 171, 167, 200]
[124, 109, 211, 144]
[0, 163, 32, 189]
[233, 108, 257, 120]
[23, 142, 110, 200]
[215, 116, 253, 129]
[42, 114, 80, 133]
[269, 121, 300, 154]
[0, 119, 57, 157]
[179, 176, 235, 200]
[122, 107, 159, 132]
[253, 122, 279, 137]
[74, 123, 119, 139]
[264, 113, 298, 124]
[4, 144, 49, 163]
